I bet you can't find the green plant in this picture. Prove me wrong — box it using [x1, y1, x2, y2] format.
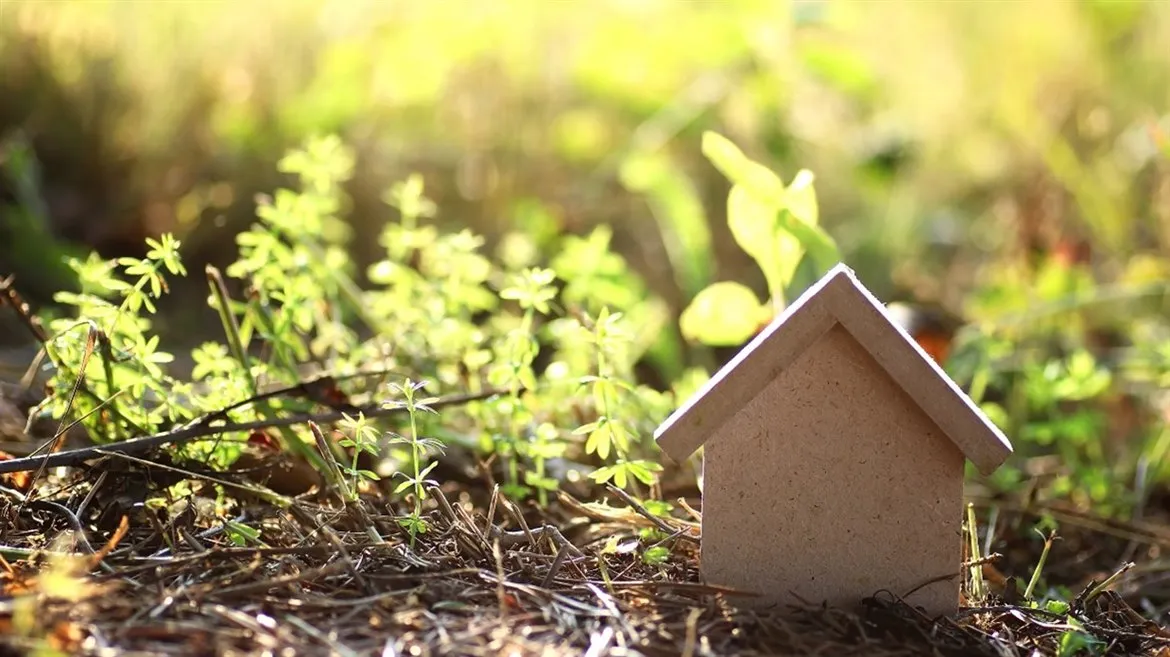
[224, 518, 264, 547]
[387, 379, 442, 543]
[1056, 623, 1106, 657]
[942, 255, 1169, 510]
[42, 236, 188, 444]
[488, 266, 559, 501]
[641, 545, 670, 567]
[575, 307, 663, 491]
[678, 131, 841, 347]
[26, 134, 715, 550]
[336, 412, 381, 501]
[549, 223, 683, 386]
[1024, 529, 1058, 602]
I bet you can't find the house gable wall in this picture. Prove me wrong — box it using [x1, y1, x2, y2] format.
[701, 323, 966, 615]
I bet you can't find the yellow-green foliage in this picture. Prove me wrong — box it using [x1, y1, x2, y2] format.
[3, 0, 1168, 294]
[6, 0, 1170, 511]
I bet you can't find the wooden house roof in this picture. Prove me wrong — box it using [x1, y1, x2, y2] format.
[654, 263, 1013, 475]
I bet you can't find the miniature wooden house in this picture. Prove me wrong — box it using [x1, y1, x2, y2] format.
[655, 264, 1012, 616]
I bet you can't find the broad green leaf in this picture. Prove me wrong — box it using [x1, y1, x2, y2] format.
[679, 282, 767, 346]
[1056, 630, 1103, 657]
[701, 132, 787, 200]
[786, 169, 819, 226]
[706, 131, 837, 294]
[728, 185, 804, 299]
[1044, 599, 1070, 614]
[774, 207, 840, 275]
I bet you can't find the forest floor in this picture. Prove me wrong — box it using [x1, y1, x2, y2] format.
[2, 439, 1170, 657]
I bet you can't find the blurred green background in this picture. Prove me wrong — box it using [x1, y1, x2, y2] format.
[3, 0, 1165, 306]
[3, 0, 1170, 501]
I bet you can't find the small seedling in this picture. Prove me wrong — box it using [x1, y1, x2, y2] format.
[1024, 528, 1059, 602]
[337, 412, 382, 500]
[387, 378, 442, 544]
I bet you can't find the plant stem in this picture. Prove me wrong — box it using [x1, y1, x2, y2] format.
[1082, 561, 1134, 607]
[966, 503, 985, 602]
[407, 391, 423, 544]
[1025, 529, 1057, 601]
[206, 265, 254, 394]
[206, 265, 329, 474]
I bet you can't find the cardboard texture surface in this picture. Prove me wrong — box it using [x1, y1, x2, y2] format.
[655, 263, 1013, 615]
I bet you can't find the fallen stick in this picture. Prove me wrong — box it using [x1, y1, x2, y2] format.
[0, 389, 502, 474]
[603, 484, 700, 542]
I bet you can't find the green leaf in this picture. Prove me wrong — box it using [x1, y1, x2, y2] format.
[589, 464, 618, 485]
[642, 546, 670, 566]
[523, 472, 559, 491]
[224, 520, 261, 547]
[612, 464, 628, 489]
[727, 185, 804, 299]
[1057, 630, 1104, 657]
[609, 420, 630, 455]
[774, 205, 839, 277]
[701, 132, 788, 199]
[585, 423, 613, 460]
[592, 378, 617, 411]
[398, 515, 429, 535]
[1045, 599, 1071, 614]
[625, 460, 663, 486]
[786, 169, 819, 226]
[703, 131, 839, 285]
[518, 365, 538, 392]
[417, 460, 439, 483]
[679, 282, 767, 346]
[642, 499, 672, 516]
[573, 421, 600, 436]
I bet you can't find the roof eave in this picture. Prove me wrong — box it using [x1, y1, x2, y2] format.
[820, 270, 1014, 473]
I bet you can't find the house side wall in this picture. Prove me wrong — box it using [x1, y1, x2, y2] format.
[701, 323, 966, 616]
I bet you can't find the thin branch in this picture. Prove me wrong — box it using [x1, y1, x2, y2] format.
[605, 484, 699, 543]
[0, 389, 502, 474]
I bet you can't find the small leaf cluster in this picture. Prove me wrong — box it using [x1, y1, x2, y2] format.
[945, 254, 1170, 511]
[42, 235, 193, 443]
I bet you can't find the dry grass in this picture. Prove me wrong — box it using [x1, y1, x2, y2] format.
[2, 447, 1170, 656]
